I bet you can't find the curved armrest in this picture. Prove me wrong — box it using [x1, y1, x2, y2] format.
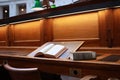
[80, 75, 97, 80]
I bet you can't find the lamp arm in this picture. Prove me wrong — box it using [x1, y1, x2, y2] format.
[42, 0, 55, 8]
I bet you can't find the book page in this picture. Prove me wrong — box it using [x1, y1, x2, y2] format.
[45, 45, 66, 55]
[38, 44, 54, 53]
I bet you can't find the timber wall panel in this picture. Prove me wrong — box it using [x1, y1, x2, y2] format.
[52, 12, 100, 46]
[43, 19, 53, 42]
[98, 10, 108, 46]
[113, 8, 120, 46]
[0, 25, 8, 46]
[9, 20, 44, 46]
[104, 9, 114, 47]
[0, 8, 120, 47]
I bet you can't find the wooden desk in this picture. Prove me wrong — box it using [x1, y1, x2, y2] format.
[0, 41, 120, 80]
[0, 41, 84, 67]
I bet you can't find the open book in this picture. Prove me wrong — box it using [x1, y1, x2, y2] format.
[34, 44, 68, 58]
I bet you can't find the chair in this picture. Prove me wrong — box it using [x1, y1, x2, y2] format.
[3, 64, 42, 80]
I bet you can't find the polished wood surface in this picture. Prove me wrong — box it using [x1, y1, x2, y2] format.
[113, 8, 120, 46]
[0, 8, 120, 47]
[0, 41, 120, 80]
[0, 46, 36, 56]
[80, 47, 120, 55]
[0, 51, 120, 80]
[0, 25, 8, 46]
[9, 20, 44, 46]
[53, 12, 99, 41]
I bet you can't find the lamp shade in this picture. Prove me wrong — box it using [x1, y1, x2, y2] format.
[50, 4, 56, 8]
[32, 0, 44, 11]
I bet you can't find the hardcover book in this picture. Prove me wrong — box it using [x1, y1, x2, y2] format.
[33, 44, 68, 58]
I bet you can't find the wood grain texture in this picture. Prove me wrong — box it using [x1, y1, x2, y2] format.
[0, 25, 8, 46]
[0, 53, 120, 79]
[113, 8, 120, 46]
[9, 20, 44, 46]
[0, 42, 120, 79]
[53, 12, 99, 41]
[98, 10, 108, 46]
[0, 8, 120, 47]
[105, 9, 114, 47]
[42, 19, 54, 42]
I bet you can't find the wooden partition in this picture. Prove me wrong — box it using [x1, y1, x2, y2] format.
[9, 20, 45, 46]
[98, 8, 120, 47]
[52, 12, 100, 46]
[0, 8, 120, 47]
[0, 25, 8, 46]
[51, 8, 120, 47]
[53, 12, 99, 40]
[113, 8, 120, 47]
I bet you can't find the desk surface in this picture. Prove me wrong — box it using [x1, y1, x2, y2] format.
[0, 41, 120, 68]
[0, 41, 84, 57]
[0, 41, 120, 79]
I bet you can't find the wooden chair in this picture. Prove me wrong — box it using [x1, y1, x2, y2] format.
[3, 64, 42, 80]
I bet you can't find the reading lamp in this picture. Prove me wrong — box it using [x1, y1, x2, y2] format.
[32, 0, 44, 11]
[50, 4, 56, 8]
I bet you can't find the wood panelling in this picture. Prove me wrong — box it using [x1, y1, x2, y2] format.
[9, 20, 44, 46]
[98, 10, 108, 46]
[98, 8, 120, 47]
[105, 9, 114, 47]
[52, 12, 99, 46]
[53, 12, 99, 40]
[0, 8, 120, 47]
[0, 25, 8, 46]
[43, 19, 53, 42]
[113, 8, 120, 46]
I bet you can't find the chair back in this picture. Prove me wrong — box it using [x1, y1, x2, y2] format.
[4, 64, 41, 80]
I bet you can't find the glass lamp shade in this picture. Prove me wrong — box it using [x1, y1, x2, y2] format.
[50, 4, 56, 8]
[32, 0, 44, 11]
